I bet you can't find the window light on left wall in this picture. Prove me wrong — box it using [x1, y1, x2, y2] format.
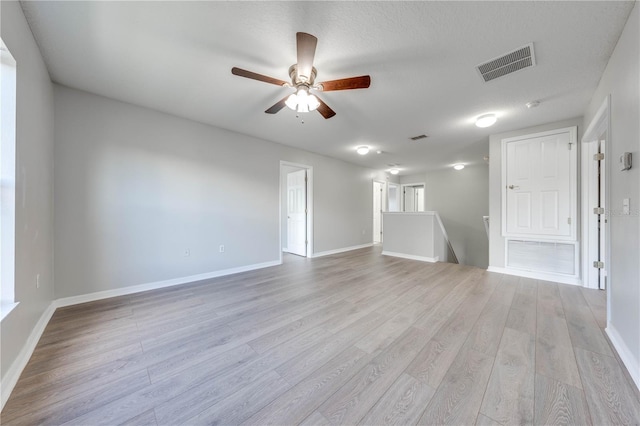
[1, 38, 18, 320]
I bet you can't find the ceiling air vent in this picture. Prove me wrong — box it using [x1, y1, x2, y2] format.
[476, 43, 536, 82]
[409, 134, 428, 141]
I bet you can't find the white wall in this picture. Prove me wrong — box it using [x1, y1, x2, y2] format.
[488, 117, 583, 269]
[54, 85, 375, 298]
[0, 0, 55, 396]
[423, 164, 489, 268]
[584, 3, 639, 388]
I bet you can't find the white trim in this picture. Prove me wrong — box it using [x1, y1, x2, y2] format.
[382, 251, 439, 263]
[0, 259, 282, 408]
[487, 266, 583, 286]
[501, 126, 578, 241]
[606, 324, 640, 391]
[311, 243, 373, 258]
[1, 302, 56, 410]
[0, 301, 19, 322]
[56, 260, 281, 308]
[280, 161, 313, 259]
[581, 96, 611, 298]
[400, 182, 425, 212]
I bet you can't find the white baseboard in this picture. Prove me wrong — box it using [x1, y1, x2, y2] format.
[382, 251, 439, 263]
[56, 260, 281, 308]
[606, 324, 640, 391]
[0, 259, 281, 409]
[1, 302, 56, 410]
[311, 243, 373, 258]
[487, 266, 582, 286]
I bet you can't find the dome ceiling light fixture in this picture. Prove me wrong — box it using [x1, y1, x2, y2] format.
[475, 113, 497, 128]
[453, 164, 465, 170]
[356, 146, 370, 155]
[389, 168, 400, 175]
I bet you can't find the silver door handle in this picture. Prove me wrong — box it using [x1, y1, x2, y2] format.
[508, 185, 520, 190]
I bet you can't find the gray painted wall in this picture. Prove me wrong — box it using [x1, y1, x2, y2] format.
[397, 163, 489, 268]
[424, 164, 489, 268]
[584, 3, 639, 382]
[488, 117, 583, 269]
[0, 1, 55, 382]
[54, 85, 375, 298]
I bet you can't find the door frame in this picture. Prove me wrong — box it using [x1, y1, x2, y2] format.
[280, 161, 313, 261]
[501, 126, 578, 241]
[581, 96, 611, 298]
[400, 182, 425, 212]
[373, 180, 386, 243]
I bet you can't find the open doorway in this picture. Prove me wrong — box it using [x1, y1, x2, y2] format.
[281, 162, 313, 258]
[402, 183, 425, 212]
[373, 181, 385, 243]
[388, 183, 400, 212]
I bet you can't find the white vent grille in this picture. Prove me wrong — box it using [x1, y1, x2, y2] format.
[507, 240, 575, 275]
[477, 43, 536, 82]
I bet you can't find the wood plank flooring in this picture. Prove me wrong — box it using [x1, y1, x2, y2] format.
[2, 247, 639, 425]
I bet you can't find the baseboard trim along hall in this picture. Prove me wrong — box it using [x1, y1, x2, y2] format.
[381, 251, 439, 263]
[0, 259, 281, 409]
[56, 260, 281, 308]
[311, 243, 373, 258]
[486, 266, 582, 286]
[606, 324, 640, 392]
[1, 302, 56, 409]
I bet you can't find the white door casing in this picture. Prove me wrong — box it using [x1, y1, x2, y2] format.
[581, 96, 610, 312]
[287, 169, 307, 257]
[502, 127, 577, 241]
[373, 181, 384, 243]
[388, 183, 400, 212]
[598, 138, 607, 289]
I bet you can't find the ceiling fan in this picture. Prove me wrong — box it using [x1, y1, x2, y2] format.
[231, 32, 371, 119]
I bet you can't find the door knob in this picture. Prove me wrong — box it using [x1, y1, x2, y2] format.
[508, 185, 520, 190]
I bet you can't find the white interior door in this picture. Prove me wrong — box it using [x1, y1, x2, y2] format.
[404, 186, 415, 212]
[287, 169, 306, 257]
[373, 182, 383, 243]
[504, 129, 574, 238]
[388, 184, 399, 212]
[415, 187, 425, 211]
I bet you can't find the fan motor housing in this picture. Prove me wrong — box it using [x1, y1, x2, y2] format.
[289, 64, 317, 86]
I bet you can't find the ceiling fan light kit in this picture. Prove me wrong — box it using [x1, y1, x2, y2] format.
[232, 32, 370, 119]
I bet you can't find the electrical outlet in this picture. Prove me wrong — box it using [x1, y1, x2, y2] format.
[219, 245, 225, 253]
[36, 273, 40, 289]
[183, 249, 190, 257]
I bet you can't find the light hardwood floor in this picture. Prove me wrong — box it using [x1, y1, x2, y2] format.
[2, 247, 639, 425]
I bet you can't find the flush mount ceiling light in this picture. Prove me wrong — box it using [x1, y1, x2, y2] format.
[475, 114, 497, 128]
[389, 168, 400, 175]
[453, 164, 465, 170]
[356, 146, 370, 155]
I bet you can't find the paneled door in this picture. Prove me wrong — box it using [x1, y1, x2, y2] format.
[287, 169, 307, 257]
[503, 127, 576, 239]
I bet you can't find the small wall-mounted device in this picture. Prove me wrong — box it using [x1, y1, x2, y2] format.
[620, 152, 632, 171]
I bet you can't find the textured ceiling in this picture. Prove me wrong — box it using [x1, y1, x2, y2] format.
[20, 1, 635, 175]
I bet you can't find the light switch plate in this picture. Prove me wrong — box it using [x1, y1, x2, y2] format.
[623, 198, 630, 215]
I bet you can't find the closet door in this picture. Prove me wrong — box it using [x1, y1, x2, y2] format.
[503, 127, 576, 240]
